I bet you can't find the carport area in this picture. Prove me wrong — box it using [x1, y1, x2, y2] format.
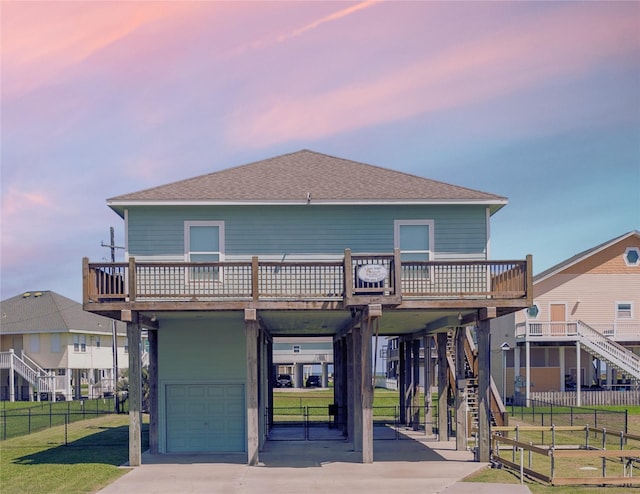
[96, 435, 531, 494]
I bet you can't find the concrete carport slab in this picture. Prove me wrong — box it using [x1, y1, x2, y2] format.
[97, 438, 531, 494]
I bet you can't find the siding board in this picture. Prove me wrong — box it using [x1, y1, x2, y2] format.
[127, 205, 488, 259]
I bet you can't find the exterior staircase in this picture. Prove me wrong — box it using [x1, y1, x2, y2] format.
[446, 328, 507, 435]
[577, 320, 640, 382]
[0, 350, 55, 400]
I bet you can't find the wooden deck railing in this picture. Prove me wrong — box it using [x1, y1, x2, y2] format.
[83, 252, 531, 306]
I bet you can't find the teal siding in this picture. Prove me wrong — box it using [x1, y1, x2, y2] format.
[127, 205, 487, 259]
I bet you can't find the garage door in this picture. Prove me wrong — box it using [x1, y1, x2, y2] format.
[166, 384, 245, 452]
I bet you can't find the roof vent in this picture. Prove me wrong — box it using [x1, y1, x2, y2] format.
[34, 292, 42, 297]
[23, 292, 31, 298]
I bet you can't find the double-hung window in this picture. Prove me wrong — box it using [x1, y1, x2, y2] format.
[394, 220, 434, 284]
[616, 302, 632, 319]
[185, 221, 224, 282]
[73, 334, 86, 353]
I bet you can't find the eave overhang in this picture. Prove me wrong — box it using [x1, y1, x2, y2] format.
[107, 198, 508, 218]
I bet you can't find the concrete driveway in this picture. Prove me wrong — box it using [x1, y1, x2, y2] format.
[97, 433, 531, 494]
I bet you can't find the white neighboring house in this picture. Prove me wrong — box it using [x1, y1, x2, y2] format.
[273, 337, 333, 388]
[491, 230, 640, 405]
[0, 291, 129, 401]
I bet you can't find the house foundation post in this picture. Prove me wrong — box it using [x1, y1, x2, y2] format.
[127, 312, 142, 467]
[148, 328, 158, 454]
[267, 338, 274, 432]
[455, 327, 467, 451]
[360, 308, 375, 464]
[477, 319, 492, 462]
[576, 341, 581, 407]
[412, 338, 421, 431]
[437, 332, 448, 440]
[245, 309, 259, 466]
[352, 324, 363, 453]
[398, 338, 407, 424]
[423, 334, 433, 435]
[333, 338, 342, 430]
[346, 333, 354, 443]
[8, 349, 15, 402]
[340, 336, 349, 436]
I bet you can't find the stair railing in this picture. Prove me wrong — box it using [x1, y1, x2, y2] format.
[577, 320, 640, 380]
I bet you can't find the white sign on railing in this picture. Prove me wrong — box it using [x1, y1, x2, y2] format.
[357, 264, 388, 283]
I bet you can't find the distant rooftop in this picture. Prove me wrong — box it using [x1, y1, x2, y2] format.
[1, 290, 125, 334]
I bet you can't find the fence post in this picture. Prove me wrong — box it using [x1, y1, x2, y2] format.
[620, 431, 624, 450]
[3, 410, 6, 440]
[528, 441, 532, 468]
[64, 414, 68, 446]
[625, 409, 628, 437]
[550, 448, 555, 480]
[28, 408, 31, 434]
[585, 424, 589, 449]
[552, 424, 555, 448]
[519, 447, 524, 484]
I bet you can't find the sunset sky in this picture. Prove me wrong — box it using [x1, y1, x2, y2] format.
[1, 1, 639, 301]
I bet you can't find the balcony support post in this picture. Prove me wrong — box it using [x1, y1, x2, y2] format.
[148, 328, 159, 454]
[360, 312, 374, 463]
[346, 332, 354, 444]
[251, 257, 259, 301]
[437, 332, 448, 441]
[423, 334, 433, 435]
[127, 312, 142, 467]
[399, 338, 407, 425]
[412, 338, 421, 430]
[245, 308, 259, 466]
[455, 327, 467, 451]
[476, 319, 491, 462]
[128, 257, 136, 302]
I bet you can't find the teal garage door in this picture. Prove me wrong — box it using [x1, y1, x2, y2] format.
[166, 384, 245, 452]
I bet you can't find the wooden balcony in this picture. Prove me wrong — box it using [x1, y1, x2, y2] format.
[83, 250, 532, 316]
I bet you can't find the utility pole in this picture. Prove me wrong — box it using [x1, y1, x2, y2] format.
[102, 227, 124, 412]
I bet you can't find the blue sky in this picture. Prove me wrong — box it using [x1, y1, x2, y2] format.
[1, 1, 639, 302]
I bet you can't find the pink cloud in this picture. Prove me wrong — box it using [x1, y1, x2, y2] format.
[1, 2, 202, 97]
[227, 4, 640, 146]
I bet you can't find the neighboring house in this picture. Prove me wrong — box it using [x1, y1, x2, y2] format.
[81, 149, 532, 466]
[0, 291, 129, 401]
[273, 337, 333, 387]
[492, 231, 640, 405]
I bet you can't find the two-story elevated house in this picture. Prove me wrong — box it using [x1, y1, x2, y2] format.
[494, 231, 640, 406]
[82, 150, 532, 466]
[1, 290, 128, 401]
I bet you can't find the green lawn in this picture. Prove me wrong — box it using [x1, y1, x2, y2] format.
[464, 408, 640, 494]
[1, 398, 124, 440]
[0, 414, 148, 494]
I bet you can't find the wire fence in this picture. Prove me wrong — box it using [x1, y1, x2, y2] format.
[1, 397, 128, 441]
[509, 399, 628, 434]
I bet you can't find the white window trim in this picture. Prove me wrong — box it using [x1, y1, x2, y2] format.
[623, 247, 640, 267]
[184, 221, 225, 283]
[394, 220, 435, 259]
[615, 301, 633, 319]
[526, 303, 540, 320]
[184, 221, 225, 260]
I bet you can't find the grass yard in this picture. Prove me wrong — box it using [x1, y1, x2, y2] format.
[0, 398, 123, 440]
[464, 408, 640, 494]
[0, 414, 148, 494]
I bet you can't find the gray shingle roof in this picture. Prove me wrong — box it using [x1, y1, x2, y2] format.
[0, 291, 126, 334]
[108, 150, 506, 204]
